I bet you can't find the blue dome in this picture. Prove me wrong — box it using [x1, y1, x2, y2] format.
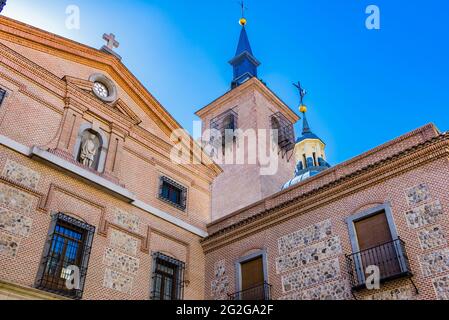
[282, 170, 322, 190]
[296, 132, 323, 144]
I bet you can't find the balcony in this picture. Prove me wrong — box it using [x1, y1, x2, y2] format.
[345, 238, 414, 291]
[228, 282, 272, 300]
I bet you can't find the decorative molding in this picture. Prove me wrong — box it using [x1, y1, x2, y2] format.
[0, 135, 208, 238]
[202, 133, 449, 252]
[0, 16, 221, 178]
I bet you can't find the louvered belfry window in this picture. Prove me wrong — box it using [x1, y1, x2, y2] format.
[151, 252, 185, 300]
[36, 213, 95, 299]
[158, 176, 187, 211]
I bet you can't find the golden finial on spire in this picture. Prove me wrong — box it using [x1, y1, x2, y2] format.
[239, 1, 248, 26]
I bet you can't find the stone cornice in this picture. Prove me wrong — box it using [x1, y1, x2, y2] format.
[201, 132, 449, 252]
[0, 16, 221, 179]
[195, 77, 300, 124]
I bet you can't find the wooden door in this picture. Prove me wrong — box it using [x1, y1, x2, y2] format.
[354, 211, 401, 280]
[240, 256, 265, 300]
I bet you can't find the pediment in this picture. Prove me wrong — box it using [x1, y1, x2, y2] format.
[63, 76, 142, 125]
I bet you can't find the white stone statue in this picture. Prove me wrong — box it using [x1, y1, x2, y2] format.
[80, 134, 98, 168]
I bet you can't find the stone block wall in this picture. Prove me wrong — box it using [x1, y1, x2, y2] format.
[204, 154, 449, 301]
[276, 220, 350, 300]
[402, 184, 449, 300]
[0, 150, 206, 300]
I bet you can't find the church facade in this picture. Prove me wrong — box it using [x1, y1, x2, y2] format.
[0, 16, 220, 300]
[1, 13, 449, 301]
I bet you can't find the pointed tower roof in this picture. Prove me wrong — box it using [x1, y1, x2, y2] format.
[235, 26, 254, 56]
[297, 110, 322, 143]
[229, 18, 261, 88]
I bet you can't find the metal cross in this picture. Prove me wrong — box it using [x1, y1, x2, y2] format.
[293, 81, 307, 105]
[239, 0, 248, 18]
[103, 33, 119, 50]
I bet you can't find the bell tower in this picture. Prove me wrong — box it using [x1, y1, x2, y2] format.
[196, 12, 299, 221]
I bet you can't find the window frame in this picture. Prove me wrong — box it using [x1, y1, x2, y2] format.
[0, 87, 7, 107]
[345, 203, 407, 285]
[234, 249, 269, 300]
[35, 212, 95, 299]
[158, 176, 187, 211]
[150, 252, 185, 300]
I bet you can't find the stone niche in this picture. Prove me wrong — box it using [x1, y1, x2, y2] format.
[0, 207, 32, 237]
[103, 268, 133, 294]
[211, 260, 229, 300]
[405, 201, 443, 229]
[0, 232, 20, 258]
[406, 183, 431, 206]
[280, 279, 351, 300]
[433, 275, 449, 300]
[276, 236, 342, 274]
[2, 160, 41, 190]
[109, 229, 138, 256]
[420, 248, 449, 277]
[112, 207, 140, 233]
[363, 286, 415, 300]
[418, 225, 447, 250]
[281, 258, 340, 293]
[278, 220, 332, 255]
[0, 183, 34, 214]
[103, 247, 140, 275]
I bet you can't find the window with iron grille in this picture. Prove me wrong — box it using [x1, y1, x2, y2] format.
[150, 252, 185, 300]
[35, 213, 95, 299]
[0, 88, 6, 107]
[158, 176, 187, 211]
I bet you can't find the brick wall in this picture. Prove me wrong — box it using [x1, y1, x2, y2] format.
[203, 132, 449, 300]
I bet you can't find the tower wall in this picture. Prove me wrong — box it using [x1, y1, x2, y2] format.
[198, 79, 297, 221]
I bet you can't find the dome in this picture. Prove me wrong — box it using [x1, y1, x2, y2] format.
[281, 169, 324, 190]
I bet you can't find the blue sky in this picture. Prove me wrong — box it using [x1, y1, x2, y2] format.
[3, 0, 449, 165]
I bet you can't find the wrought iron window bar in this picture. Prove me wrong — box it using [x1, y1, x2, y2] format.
[35, 213, 95, 300]
[0, 88, 6, 106]
[270, 112, 295, 160]
[209, 109, 238, 149]
[150, 252, 186, 300]
[228, 282, 272, 301]
[158, 176, 187, 211]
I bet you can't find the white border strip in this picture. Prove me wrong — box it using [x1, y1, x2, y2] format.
[0, 135, 208, 238]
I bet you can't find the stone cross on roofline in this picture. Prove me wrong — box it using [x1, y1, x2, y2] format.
[100, 33, 122, 60]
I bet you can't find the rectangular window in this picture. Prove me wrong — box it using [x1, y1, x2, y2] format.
[36, 213, 95, 299]
[0, 88, 6, 106]
[158, 176, 187, 211]
[231, 251, 271, 300]
[151, 252, 185, 300]
[345, 204, 413, 291]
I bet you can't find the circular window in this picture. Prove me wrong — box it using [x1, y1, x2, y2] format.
[93, 82, 109, 99]
[89, 73, 117, 103]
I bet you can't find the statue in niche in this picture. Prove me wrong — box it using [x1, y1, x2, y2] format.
[79, 131, 101, 169]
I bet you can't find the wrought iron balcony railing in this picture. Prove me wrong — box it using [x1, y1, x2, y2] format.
[228, 282, 272, 300]
[345, 238, 413, 291]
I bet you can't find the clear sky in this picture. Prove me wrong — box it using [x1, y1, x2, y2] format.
[3, 0, 449, 165]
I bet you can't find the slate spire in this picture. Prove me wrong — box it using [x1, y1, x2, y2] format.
[229, 15, 261, 88]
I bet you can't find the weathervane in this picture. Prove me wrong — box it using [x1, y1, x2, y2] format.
[238, 0, 248, 26]
[294, 81, 307, 110]
[0, 0, 7, 13]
